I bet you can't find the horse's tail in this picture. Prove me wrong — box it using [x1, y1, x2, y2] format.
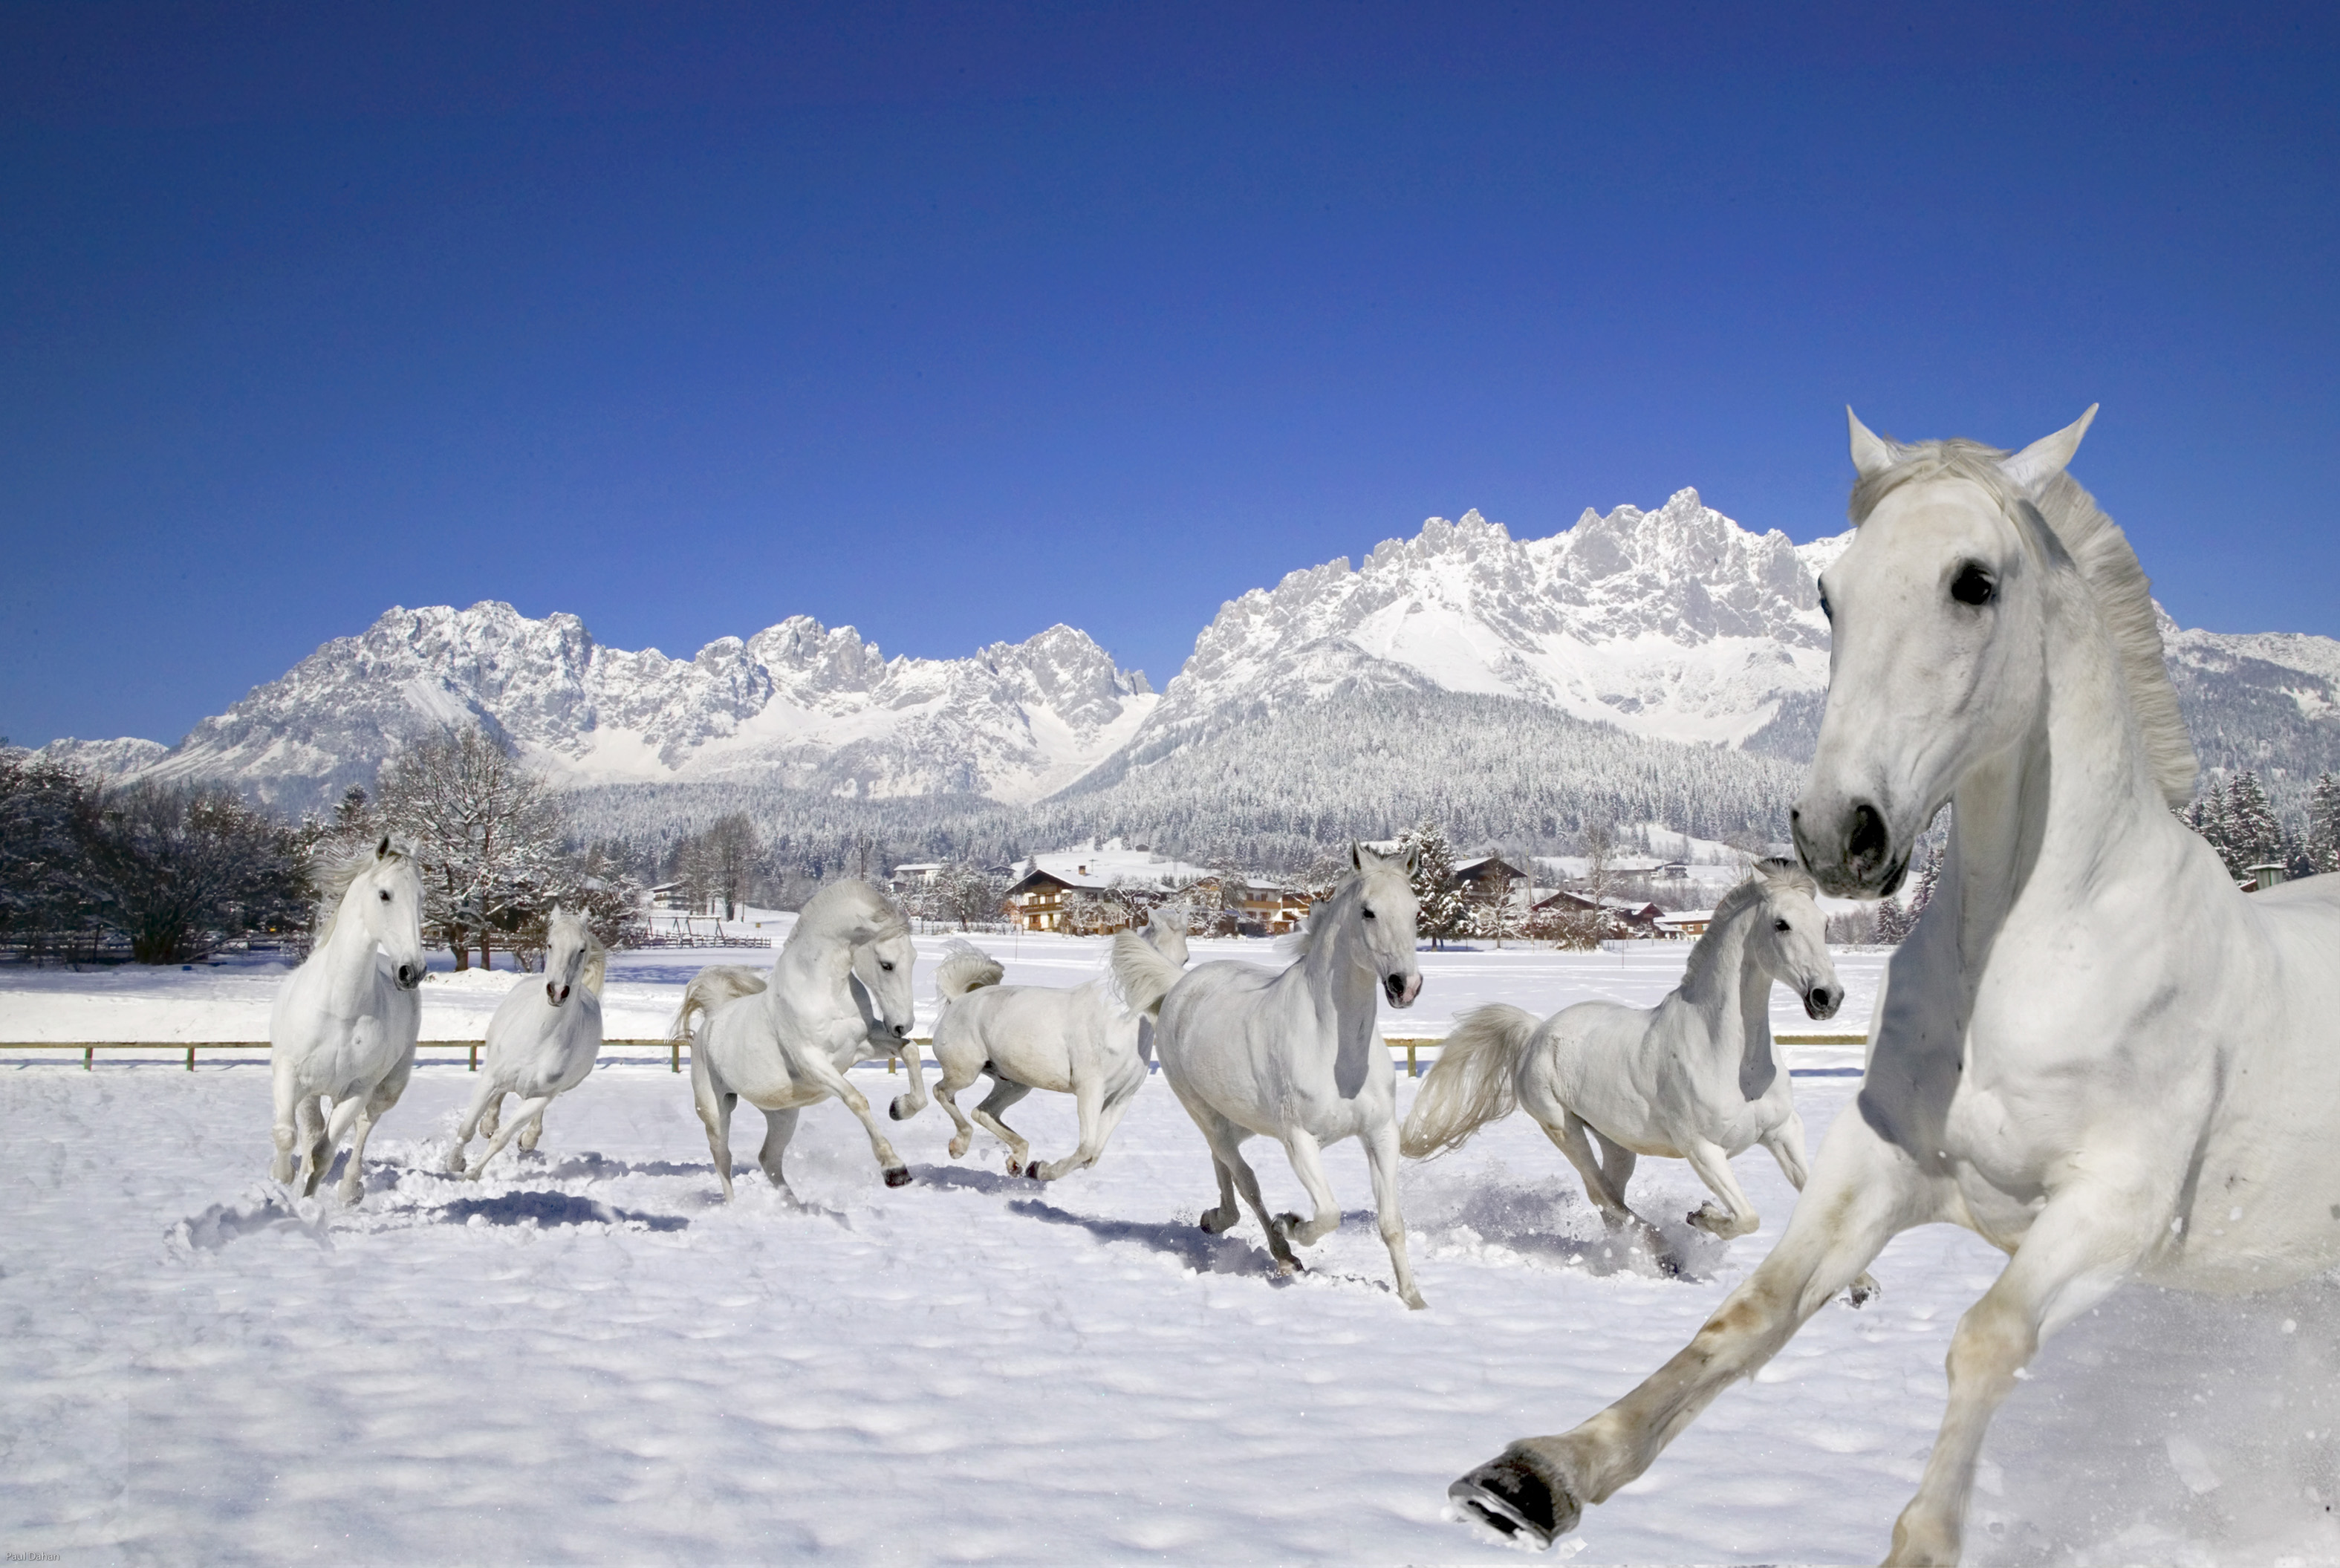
[1401, 1003, 1540, 1159]
[1144, 903, 1191, 969]
[1111, 928, 1185, 1018]
[935, 940, 1005, 1003]
[668, 963, 767, 1047]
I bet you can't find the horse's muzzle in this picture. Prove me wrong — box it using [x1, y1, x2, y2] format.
[891, 1021, 911, 1039]
[1803, 984, 1841, 1021]
[546, 982, 570, 1006]
[1384, 972, 1422, 1009]
[1791, 798, 1907, 900]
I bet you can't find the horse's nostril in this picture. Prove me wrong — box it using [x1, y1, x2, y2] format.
[894, 1023, 911, 1038]
[1847, 801, 1888, 867]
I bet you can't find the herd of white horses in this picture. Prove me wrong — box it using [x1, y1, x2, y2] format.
[261, 410, 2340, 1565]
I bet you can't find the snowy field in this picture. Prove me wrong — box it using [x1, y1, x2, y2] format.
[7, 940, 2340, 1565]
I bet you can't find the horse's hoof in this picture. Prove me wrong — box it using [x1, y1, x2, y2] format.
[1449, 1451, 1579, 1547]
[1844, 1272, 1882, 1308]
[887, 1096, 910, 1122]
[1002, 1156, 1023, 1177]
[1198, 1210, 1235, 1234]
[1402, 1289, 1429, 1310]
[883, 1165, 912, 1188]
[1027, 1165, 1048, 1182]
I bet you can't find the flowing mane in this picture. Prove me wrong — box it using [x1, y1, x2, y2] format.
[1848, 437, 2197, 807]
[1680, 858, 1814, 994]
[784, 879, 911, 951]
[1279, 876, 1359, 958]
[311, 840, 414, 948]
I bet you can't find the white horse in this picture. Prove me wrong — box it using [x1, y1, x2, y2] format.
[268, 836, 427, 1202]
[668, 880, 920, 1201]
[898, 906, 1188, 1180]
[444, 907, 608, 1179]
[1115, 845, 1429, 1309]
[1405, 859, 1862, 1257]
[1446, 409, 2340, 1564]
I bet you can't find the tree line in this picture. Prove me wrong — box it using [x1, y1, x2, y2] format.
[0, 731, 647, 967]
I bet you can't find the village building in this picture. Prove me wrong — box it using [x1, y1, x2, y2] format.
[1530, 887, 1665, 935]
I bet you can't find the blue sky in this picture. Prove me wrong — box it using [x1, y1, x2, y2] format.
[4, 3, 2335, 747]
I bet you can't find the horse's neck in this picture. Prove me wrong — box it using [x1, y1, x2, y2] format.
[1944, 583, 2180, 989]
[1675, 909, 1763, 1059]
[314, 891, 381, 1009]
[770, 930, 853, 1029]
[1296, 922, 1379, 1044]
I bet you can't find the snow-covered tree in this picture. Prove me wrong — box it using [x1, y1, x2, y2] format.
[2223, 771, 2283, 874]
[376, 727, 568, 970]
[1398, 821, 1466, 949]
[77, 783, 305, 964]
[2309, 772, 2340, 875]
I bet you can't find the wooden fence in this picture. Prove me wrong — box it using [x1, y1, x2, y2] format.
[2, 1032, 1869, 1077]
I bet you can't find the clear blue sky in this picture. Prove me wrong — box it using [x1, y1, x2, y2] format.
[4, 3, 2335, 747]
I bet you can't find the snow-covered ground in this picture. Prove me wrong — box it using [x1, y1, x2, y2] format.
[6, 944, 2338, 1564]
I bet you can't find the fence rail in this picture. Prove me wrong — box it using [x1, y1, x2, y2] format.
[2, 1032, 1869, 1078]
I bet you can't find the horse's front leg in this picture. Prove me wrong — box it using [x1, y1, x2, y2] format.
[1276, 1126, 1343, 1246]
[1761, 1110, 1879, 1305]
[887, 1034, 930, 1122]
[1450, 1107, 1931, 1547]
[269, 1069, 302, 1185]
[1681, 1136, 1761, 1238]
[334, 1087, 397, 1205]
[1884, 1178, 2159, 1567]
[793, 1050, 911, 1188]
[461, 1093, 553, 1180]
[1361, 1120, 1427, 1310]
[1032, 1070, 1110, 1182]
[755, 1106, 802, 1194]
[447, 1076, 504, 1173]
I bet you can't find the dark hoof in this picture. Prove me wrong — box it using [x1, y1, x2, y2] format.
[1449, 1451, 1579, 1548]
[883, 1166, 912, 1188]
[1026, 1165, 1047, 1182]
[1002, 1157, 1023, 1177]
[888, 1098, 909, 1122]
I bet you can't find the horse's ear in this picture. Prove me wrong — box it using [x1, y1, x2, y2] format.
[2000, 404, 2099, 492]
[1847, 407, 1897, 478]
[1404, 843, 1422, 876]
[375, 835, 391, 859]
[1351, 841, 1365, 871]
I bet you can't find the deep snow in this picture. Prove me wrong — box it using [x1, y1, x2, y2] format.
[5, 940, 2339, 1565]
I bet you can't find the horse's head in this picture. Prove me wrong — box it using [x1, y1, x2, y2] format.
[848, 913, 918, 1041]
[351, 836, 426, 989]
[1794, 406, 2095, 898]
[1345, 842, 1423, 1009]
[542, 905, 595, 1006]
[1745, 858, 1841, 1021]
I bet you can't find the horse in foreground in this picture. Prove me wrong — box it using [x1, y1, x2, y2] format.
[445, 907, 608, 1179]
[900, 905, 1186, 1180]
[1405, 859, 1857, 1258]
[1116, 845, 1429, 1309]
[668, 880, 920, 1200]
[1447, 408, 2340, 1565]
[268, 837, 427, 1202]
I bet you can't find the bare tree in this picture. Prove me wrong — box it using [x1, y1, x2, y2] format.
[0, 747, 97, 948]
[78, 783, 305, 963]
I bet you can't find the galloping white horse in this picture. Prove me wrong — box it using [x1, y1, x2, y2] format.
[1405, 859, 1858, 1251]
[1115, 845, 1429, 1309]
[898, 906, 1187, 1180]
[668, 880, 920, 1201]
[445, 907, 608, 1179]
[1446, 409, 2340, 1564]
[269, 837, 427, 1202]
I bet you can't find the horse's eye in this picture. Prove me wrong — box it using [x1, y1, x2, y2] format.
[879, 960, 894, 972]
[380, 890, 391, 902]
[1950, 562, 1996, 606]
[1362, 907, 1377, 920]
[1774, 919, 1791, 932]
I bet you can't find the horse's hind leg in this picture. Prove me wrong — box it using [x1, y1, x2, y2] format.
[1275, 1127, 1342, 1246]
[269, 1070, 302, 1184]
[518, 1106, 545, 1154]
[1593, 1129, 1638, 1203]
[1883, 1179, 2159, 1566]
[1193, 1115, 1296, 1272]
[755, 1107, 802, 1196]
[287, 1093, 328, 1194]
[1535, 1109, 1636, 1226]
[1200, 1157, 1241, 1233]
[690, 1047, 738, 1201]
[1362, 1120, 1427, 1310]
[929, 1058, 984, 1159]
[478, 1093, 504, 1141]
[969, 1077, 1034, 1175]
[1446, 1106, 1928, 1549]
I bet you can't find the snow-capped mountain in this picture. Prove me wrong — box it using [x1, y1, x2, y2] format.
[1119, 489, 1846, 771]
[130, 604, 1154, 813]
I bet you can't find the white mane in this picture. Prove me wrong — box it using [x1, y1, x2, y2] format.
[1848, 436, 2197, 807]
[784, 879, 911, 951]
[311, 841, 415, 949]
[1680, 858, 1815, 993]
